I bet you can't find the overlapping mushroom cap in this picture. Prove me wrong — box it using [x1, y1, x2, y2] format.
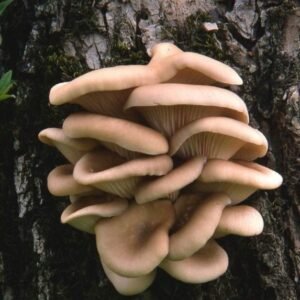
[39, 42, 282, 295]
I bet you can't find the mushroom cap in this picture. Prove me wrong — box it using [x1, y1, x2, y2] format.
[38, 128, 98, 163]
[101, 261, 156, 296]
[169, 116, 268, 160]
[189, 159, 283, 203]
[95, 200, 175, 277]
[61, 196, 128, 234]
[149, 43, 242, 85]
[125, 84, 249, 137]
[63, 112, 169, 159]
[214, 205, 264, 238]
[47, 164, 95, 196]
[73, 149, 173, 198]
[169, 193, 231, 260]
[160, 240, 229, 283]
[135, 156, 206, 204]
[49, 43, 242, 113]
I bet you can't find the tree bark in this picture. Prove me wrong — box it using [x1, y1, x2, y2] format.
[1, 0, 299, 299]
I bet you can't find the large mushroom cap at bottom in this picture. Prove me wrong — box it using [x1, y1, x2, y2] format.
[95, 200, 175, 277]
[101, 261, 156, 296]
[160, 240, 228, 283]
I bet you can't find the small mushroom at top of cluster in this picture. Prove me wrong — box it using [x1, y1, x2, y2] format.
[39, 42, 282, 296]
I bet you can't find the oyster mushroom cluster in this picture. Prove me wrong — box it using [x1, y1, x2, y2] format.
[39, 43, 282, 295]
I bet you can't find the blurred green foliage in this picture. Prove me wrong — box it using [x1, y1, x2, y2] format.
[0, 0, 14, 101]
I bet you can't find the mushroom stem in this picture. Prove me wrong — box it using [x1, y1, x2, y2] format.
[95, 200, 175, 277]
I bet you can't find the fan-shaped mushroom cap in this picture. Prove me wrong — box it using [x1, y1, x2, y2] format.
[149, 43, 242, 85]
[61, 196, 128, 234]
[125, 84, 249, 137]
[63, 112, 168, 159]
[169, 193, 231, 260]
[95, 200, 175, 277]
[160, 240, 228, 283]
[73, 149, 173, 198]
[169, 116, 268, 160]
[47, 164, 95, 197]
[101, 261, 156, 296]
[189, 160, 283, 204]
[49, 43, 242, 116]
[214, 205, 264, 238]
[135, 156, 206, 204]
[38, 128, 98, 163]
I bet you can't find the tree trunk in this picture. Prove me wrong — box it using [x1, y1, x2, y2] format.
[1, 0, 299, 299]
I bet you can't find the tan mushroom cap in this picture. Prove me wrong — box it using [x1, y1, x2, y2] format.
[149, 43, 242, 85]
[95, 200, 175, 277]
[160, 240, 228, 283]
[125, 84, 249, 137]
[189, 160, 283, 204]
[73, 149, 173, 198]
[47, 164, 95, 197]
[101, 261, 156, 296]
[38, 128, 98, 163]
[214, 205, 264, 238]
[169, 193, 231, 260]
[135, 156, 206, 204]
[63, 112, 169, 159]
[169, 116, 268, 160]
[49, 43, 242, 115]
[61, 196, 128, 234]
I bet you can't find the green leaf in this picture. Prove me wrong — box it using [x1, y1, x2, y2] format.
[0, 93, 14, 101]
[0, 0, 13, 15]
[0, 70, 14, 102]
[0, 70, 12, 93]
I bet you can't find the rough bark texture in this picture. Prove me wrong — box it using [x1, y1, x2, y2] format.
[0, 0, 299, 299]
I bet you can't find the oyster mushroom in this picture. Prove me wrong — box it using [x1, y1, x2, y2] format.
[160, 240, 228, 283]
[214, 205, 264, 238]
[63, 112, 168, 159]
[125, 84, 249, 137]
[95, 200, 175, 277]
[61, 196, 128, 234]
[135, 156, 206, 204]
[73, 149, 173, 198]
[47, 164, 95, 197]
[38, 128, 98, 163]
[49, 43, 242, 118]
[169, 116, 268, 160]
[169, 193, 231, 260]
[101, 261, 156, 296]
[188, 159, 283, 204]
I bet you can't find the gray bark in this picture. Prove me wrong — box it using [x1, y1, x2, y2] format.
[0, 0, 299, 299]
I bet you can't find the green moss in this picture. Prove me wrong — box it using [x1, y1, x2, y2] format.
[63, 0, 106, 36]
[161, 11, 227, 61]
[45, 48, 89, 81]
[108, 43, 148, 66]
